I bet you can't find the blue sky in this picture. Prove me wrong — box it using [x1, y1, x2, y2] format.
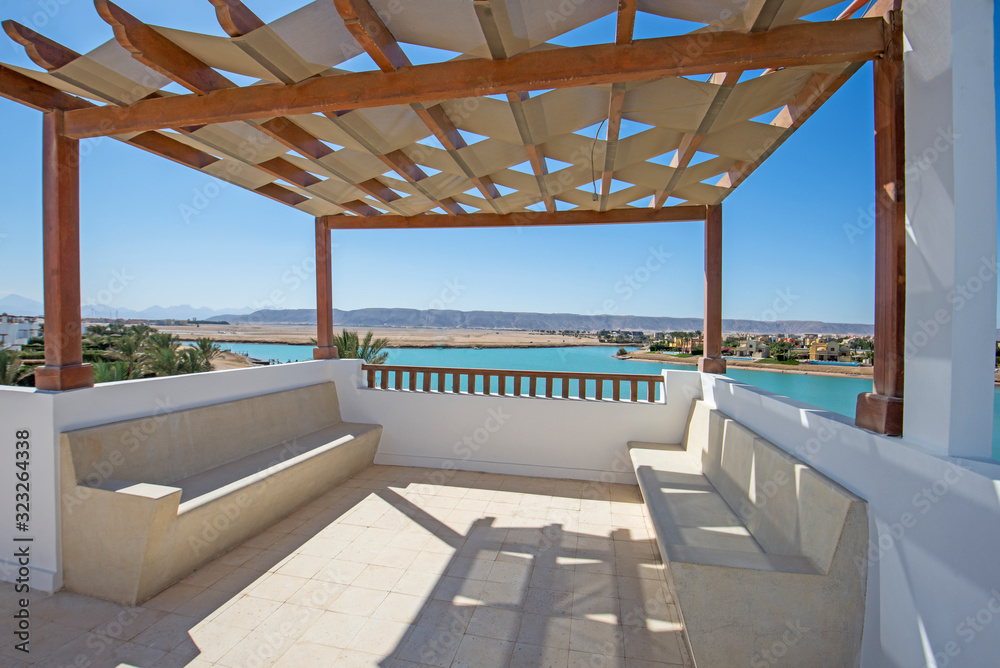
[0, 2, 994, 324]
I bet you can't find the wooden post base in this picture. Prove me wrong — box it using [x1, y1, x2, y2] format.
[35, 364, 94, 391]
[698, 357, 727, 374]
[855, 392, 903, 436]
[313, 346, 339, 360]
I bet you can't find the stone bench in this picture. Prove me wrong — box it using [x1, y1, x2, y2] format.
[59, 382, 381, 605]
[628, 400, 868, 667]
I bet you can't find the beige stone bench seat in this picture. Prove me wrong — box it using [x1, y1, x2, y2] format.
[60, 382, 381, 605]
[627, 402, 868, 667]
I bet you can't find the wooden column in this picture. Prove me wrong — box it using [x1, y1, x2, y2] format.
[313, 218, 338, 359]
[35, 111, 93, 391]
[698, 204, 727, 374]
[856, 10, 904, 436]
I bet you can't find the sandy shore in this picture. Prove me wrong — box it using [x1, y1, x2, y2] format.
[161, 324, 603, 348]
[624, 351, 875, 379]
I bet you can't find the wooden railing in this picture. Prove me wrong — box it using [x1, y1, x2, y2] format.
[361, 364, 663, 403]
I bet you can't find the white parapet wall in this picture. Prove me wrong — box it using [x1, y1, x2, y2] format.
[330, 362, 703, 483]
[0, 361, 702, 593]
[701, 374, 1000, 668]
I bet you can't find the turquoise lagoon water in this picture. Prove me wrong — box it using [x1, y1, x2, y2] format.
[214, 342, 999, 459]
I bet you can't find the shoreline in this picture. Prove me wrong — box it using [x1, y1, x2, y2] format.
[622, 352, 875, 380]
[184, 338, 607, 349]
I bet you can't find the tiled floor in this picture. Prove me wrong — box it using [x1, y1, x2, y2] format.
[1, 466, 693, 667]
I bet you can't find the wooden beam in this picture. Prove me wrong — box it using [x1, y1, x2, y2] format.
[253, 182, 309, 206]
[332, 0, 500, 209]
[96, 0, 235, 95]
[615, 0, 637, 45]
[256, 118, 333, 159]
[35, 111, 93, 390]
[653, 70, 741, 208]
[857, 9, 904, 436]
[334, 0, 409, 72]
[321, 205, 707, 229]
[0, 63, 92, 112]
[255, 157, 322, 188]
[506, 92, 555, 213]
[600, 86, 626, 211]
[377, 149, 464, 214]
[338, 199, 384, 216]
[62, 18, 890, 138]
[697, 204, 726, 375]
[3, 20, 80, 70]
[128, 131, 220, 170]
[313, 218, 338, 359]
[209, 0, 265, 37]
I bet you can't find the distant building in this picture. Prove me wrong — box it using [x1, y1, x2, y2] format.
[809, 342, 852, 362]
[0, 315, 41, 350]
[682, 336, 704, 354]
[735, 340, 770, 359]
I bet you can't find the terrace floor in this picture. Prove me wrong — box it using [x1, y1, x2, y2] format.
[1, 466, 693, 667]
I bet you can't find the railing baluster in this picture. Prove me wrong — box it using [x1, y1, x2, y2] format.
[380, 369, 388, 389]
[561, 375, 569, 399]
[395, 369, 403, 390]
[514, 375, 521, 396]
[596, 379, 603, 401]
[498, 374, 506, 395]
[545, 376, 553, 398]
[437, 371, 445, 392]
[484, 373, 492, 395]
[579, 377, 588, 399]
[529, 376, 537, 397]
[630, 379, 638, 402]
[453, 372, 461, 393]
[423, 370, 431, 392]
[366, 367, 375, 388]
[409, 369, 417, 391]
[647, 379, 657, 402]
[613, 380, 621, 402]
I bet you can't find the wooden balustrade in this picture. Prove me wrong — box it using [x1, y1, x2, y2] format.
[362, 365, 663, 403]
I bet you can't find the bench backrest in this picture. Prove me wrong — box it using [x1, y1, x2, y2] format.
[64, 382, 343, 486]
[682, 400, 858, 573]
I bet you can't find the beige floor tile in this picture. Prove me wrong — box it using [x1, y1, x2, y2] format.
[467, 604, 522, 641]
[453, 634, 515, 667]
[315, 558, 367, 585]
[568, 648, 623, 667]
[354, 564, 406, 591]
[337, 648, 393, 666]
[286, 579, 347, 610]
[181, 560, 237, 588]
[188, 621, 248, 662]
[172, 586, 239, 621]
[448, 556, 495, 581]
[295, 536, 351, 559]
[372, 591, 427, 623]
[130, 612, 198, 651]
[90, 605, 167, 642]
[213, 595, 282, 630]
[272, 641, 341, 667]
[511, 641, 570, 668]
[327, 586, 388, 616]
[480, 579, 528, 608]
[218, 544, 263, 567]
[569, 618, 624, 656]
[623, 625, 686, 664]
[488, 560, 533, 586]
[346, 617, 414, 656]
[517, 613, 573, 650]
[300, 611, 367, 648]
[416, 599, 475, 632]
[395, 624, 462, 667]
[275, 554, 329, 579]
[395, 570, 441, 598]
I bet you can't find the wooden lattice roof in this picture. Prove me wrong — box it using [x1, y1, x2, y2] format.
[0, 0, 891, 226]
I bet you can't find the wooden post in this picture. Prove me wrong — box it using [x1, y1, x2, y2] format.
[856, 9, 904, 436]
[35, 111, 93, 391]
[698, 204, 727, 374]
[313, 218, 338, 360]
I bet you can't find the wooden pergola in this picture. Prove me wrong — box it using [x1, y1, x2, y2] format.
[0, 0, 904, 434]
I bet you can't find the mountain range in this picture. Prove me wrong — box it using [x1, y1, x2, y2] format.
[207, 307, 876, 336]
[0, 293, 877, 335]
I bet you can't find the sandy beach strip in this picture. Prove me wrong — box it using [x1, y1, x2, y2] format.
[623, 351, 874, 379]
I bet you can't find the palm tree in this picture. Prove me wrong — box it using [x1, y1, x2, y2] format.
[0, 350, 33, 386]
[328, 329, 390, 364]
[92, 360, 131, 383]
[143, 333, 183, 376]
[179, 348, 209, 374]
[109, 334, 144, 379]
[194, 338, 222, 370]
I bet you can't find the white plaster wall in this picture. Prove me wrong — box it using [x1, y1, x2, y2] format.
[702, 375, 1000, 668]
[902, 0, 998, 458]
[331, 362, 703, 483]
